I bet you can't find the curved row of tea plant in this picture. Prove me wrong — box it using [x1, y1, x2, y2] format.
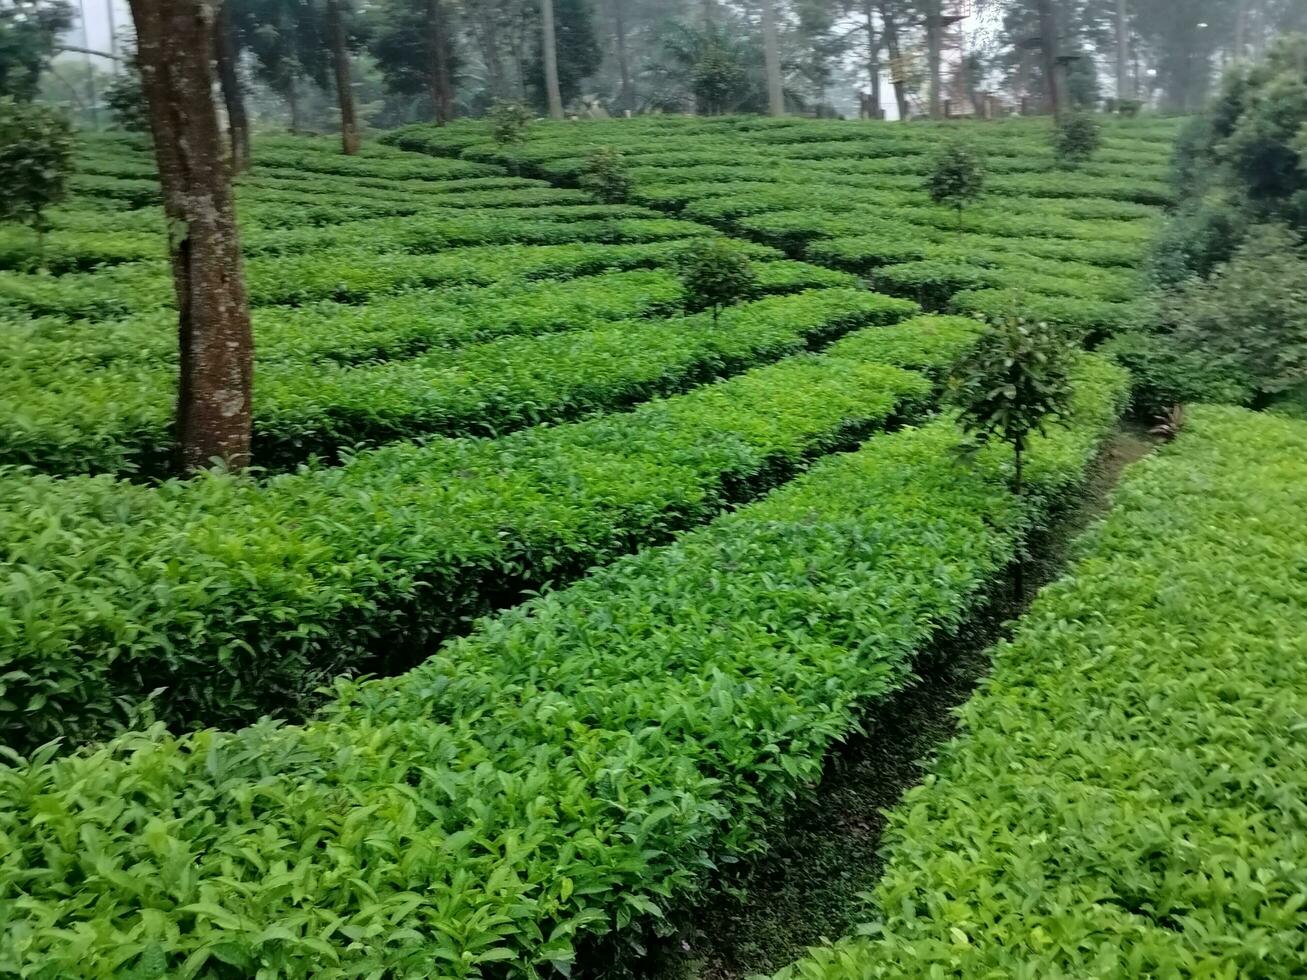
[0, 237, 763, 320]
[0, 355, 1128, 978]
[386, 116, 1177, 336]
[2, 267, 857, 477]
[775, 405, 1307, 979]
[0, 314, 988, 750]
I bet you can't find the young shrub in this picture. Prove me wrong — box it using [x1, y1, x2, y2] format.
[489, 99, 532, 148]
[925, 140, 984, 229]
[0, 97, 75, 258]
[947, 312, 1075, 499]
[489, 99, 532, 172]
[680, 238, 760, 323]
[1054, 112, 1103, 167]
[580, 145, 632, 204]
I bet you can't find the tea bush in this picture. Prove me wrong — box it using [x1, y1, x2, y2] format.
[0, 357, 1127, 977]
[776, 406, 1307, 979]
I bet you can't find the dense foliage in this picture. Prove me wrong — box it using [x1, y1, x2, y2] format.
[1133, 43, 1307, 415]
[776, 405, 1307, 979]
[0, 356, 1127, 976]
[947, 314, 1075, 495]
[679, 236, 761, 322]
[925, 139, 985, 226]
[1053, 111, 1103, 167]
[0, 96, 73, 248]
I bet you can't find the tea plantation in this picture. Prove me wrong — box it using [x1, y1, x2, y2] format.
[1, 117, 1304, 978]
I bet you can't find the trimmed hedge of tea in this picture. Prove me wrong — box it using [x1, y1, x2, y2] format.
[774, 405, 1307, 980]
[0, 355, 1127, 977]
[0, 238, 760, 320]
[388, 115, 1171, 334]
[2, 268, 858, 477]
[0, 312, 982, 748]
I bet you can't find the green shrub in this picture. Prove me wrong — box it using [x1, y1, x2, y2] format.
[1101, 330, 1255, 418]
[775, 405, 1307, 979]
[0, 97, 75, 251]
[1053, 111, 1103, 167]
[680, 237, 761, 322]
[1146, 196, 1248, 286]
[1158, 223, 1307, 398]
[580, 146, 633, 204]
[947, 312, 1075, 496]
[924, 140, 985, 227]
[0, 357, 1127, 977]
[488, 99, 532, 150]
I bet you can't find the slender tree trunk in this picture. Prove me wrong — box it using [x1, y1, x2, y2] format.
[702, 0, 715, 28]
[128, 0, 253, 473]
[761, 0, 784, 116]
[1036, 0, 1061, 117]
[1234, 0, 1249, 59]
[879, 1, 908, 121]
[214, 0, 249, 172]
[865, 0, 881, 118]
[541, 0, 564, 119]
[1013, 443, 1025, 599]
[426, 0, 454, 124]
[611, 0, 633, 110]
[1115, 0, 1132, 100]
[286, 72, 300, 133]
[925, 0, 943, 119]
[327, 0, 360, 154]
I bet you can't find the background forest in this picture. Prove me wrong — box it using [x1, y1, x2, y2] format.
[10, 0, 1307, 136]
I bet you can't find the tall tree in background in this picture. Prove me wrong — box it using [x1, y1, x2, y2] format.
[127, 0, 253, 473]
[237, 0, 330, 132]
[1035, 0, 1061, 116]
[923, 0, 942, 117]
[369, 0, 457, 123]
[214, 0, 250, 170]
[861, 0, 882, 118]
[878, 0, 909, 119]
[761, 0, 783, 115]
[325, 0, 359, 152]
[1114, 0, 1132, 100]
[541, 0, 564, 117]
[608, 0, 633, 109]
[0, 0, 72, 101]
[528, 0, 600, 115]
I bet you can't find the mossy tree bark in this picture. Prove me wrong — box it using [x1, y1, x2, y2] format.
[129, 0, 254, 473]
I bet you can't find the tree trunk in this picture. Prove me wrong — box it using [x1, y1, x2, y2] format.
[925, 0, 943, 119]
[541, 0, 564, 119]
[286, 72, 300, 133]
[127, 0, 253, 474]
[426, 0, 455, 124]
[1115, 0, 1131, 101]
[702, 0, 716, 28]
[761, 0, 784, 116]
[1036, 0, 1061, 117]
[878, 1, 909, 121]
[611, 0, 633, 110]
[214, 0, 249, 172]
[327, 0, 360, 154]
[1013, 442, 1025, 599]
[1234, 0, 1249, 59]
[865, 0, 881, 118]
